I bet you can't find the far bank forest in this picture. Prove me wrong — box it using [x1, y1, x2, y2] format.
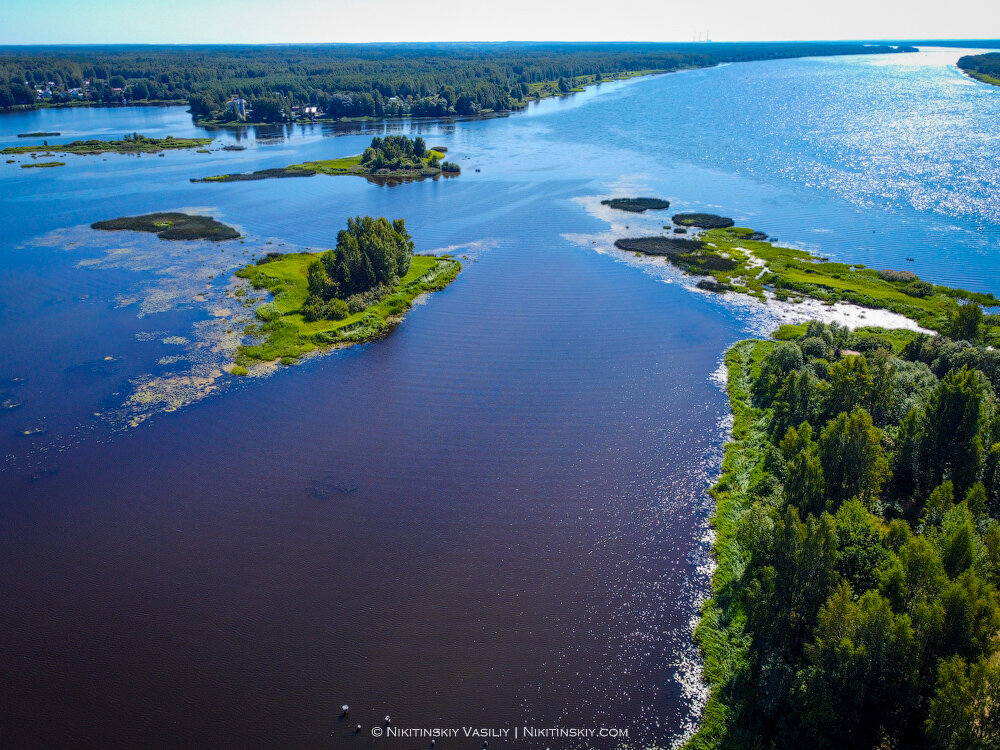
[0, 42, 914, 121]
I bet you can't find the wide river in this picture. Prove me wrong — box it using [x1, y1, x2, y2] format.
[1, 48, 999, 749]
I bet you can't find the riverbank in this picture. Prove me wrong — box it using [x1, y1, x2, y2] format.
[3, 134, 212, 155]
[688, 320, 1000, 748]
[233, 252, 461, 371]
[957, 52, 1000, 86]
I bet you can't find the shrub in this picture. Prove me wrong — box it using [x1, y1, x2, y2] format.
[323, 298, 350, 320]
[904, 280, 934, 298]
[878, 268, 918, 283]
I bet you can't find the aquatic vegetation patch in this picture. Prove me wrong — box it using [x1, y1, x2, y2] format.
[92, 212, 240, 242]
[21, 161, 65, 168]
[672, 213, 735, 229]
[601, 197, 671, 212]
[192, 166, 317, 182]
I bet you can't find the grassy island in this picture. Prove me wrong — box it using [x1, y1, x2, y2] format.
[3, 133, 212, 155]
[194, 135, 458, 184]
[957, 52, 1000, 87]
[92, 212, 240, 241]
[615, 226, 1000, 341]
[233, 215, 460, 368]
[689, 322, 1000, 749]
[601, 197, 671, 213]
[21, 160, 65, 168]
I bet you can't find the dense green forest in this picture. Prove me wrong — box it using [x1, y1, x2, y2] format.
[302, 215, 415, 321]
[0, 42, 914, 118]
[689, 320, 1000, 749]
[958, 53, 1000, 85]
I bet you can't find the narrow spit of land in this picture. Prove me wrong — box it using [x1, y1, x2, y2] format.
[614, 221, 1000, 341]
[3, 133, 213, 155]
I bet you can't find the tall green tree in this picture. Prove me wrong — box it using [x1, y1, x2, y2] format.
[818, 408, 890, 509]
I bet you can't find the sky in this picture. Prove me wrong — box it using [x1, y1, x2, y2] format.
[2, 0, 998, 45]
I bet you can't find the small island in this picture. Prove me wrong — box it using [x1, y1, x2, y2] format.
[17, 131, 61, 138]
[600, 197, 671, 213]
[21, 161, 65, 169]
[957, 52, 1000, 87]
[193, 135, 459, 184]
[3, 133, 213, 155]
[92, 212, 240, 241]
[233, 215, 460, 371]
[615, 225, 1000, 340]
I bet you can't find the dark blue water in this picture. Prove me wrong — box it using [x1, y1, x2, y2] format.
[1, 48, 999, 749]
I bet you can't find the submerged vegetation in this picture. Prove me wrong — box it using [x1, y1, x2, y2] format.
[616, 226, 1000, 341]
[233, 215, 460, 367]
[689, 321, 1000, 749]
[958, 52, 1000, 87]
[3, 133, 212, 155]
[92, 212, 240, 241]
[194, 135, 454, 183]
[601, 197, 671, 213]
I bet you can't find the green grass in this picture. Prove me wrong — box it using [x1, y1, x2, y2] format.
[3, 135, 212, 155]
[526, 69, 665, 101]
[20, 160, 65, 168]
[685, 339, 771, 750]
[641, 226, 1000, 340]
[964, 70, 1000, 87]
[233, 252, 461, 367]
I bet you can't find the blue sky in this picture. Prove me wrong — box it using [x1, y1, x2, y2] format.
[3, 0, 998, 44]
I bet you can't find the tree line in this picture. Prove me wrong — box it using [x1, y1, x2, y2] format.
[958, 52, 1000, 80]
[692, 319, 1000, 749]
[0, 42, 914, 117]
[302, 215, 414, 322]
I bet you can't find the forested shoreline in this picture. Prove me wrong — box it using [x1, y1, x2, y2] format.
[958, 52, 1000, 86]
[0, 42, 914, 120]
[688, 322, 1000, 749]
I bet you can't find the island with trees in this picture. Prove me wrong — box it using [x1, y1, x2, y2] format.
[958, 52, 1000, 86]
[233, 215, 460, 372]
[614, 223, 1000, 341]
[193, 135, 458, 184]
[689, 318, 1000, 749]
[3, 133, 212, 156]
[0, 43, 915, 121]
